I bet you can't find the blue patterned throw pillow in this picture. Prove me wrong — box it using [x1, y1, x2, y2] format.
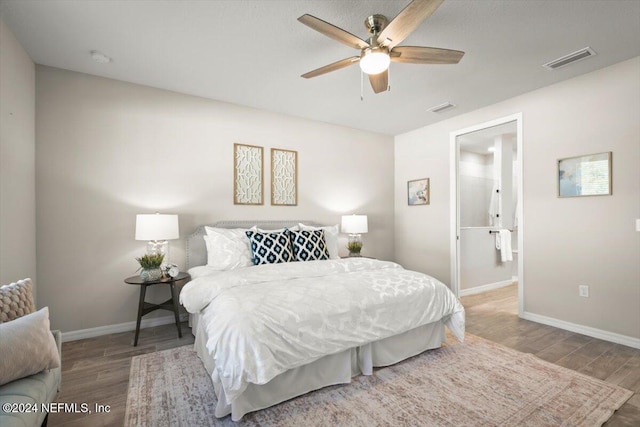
[245, 230, 294, 265]
[289, 229, 330, 262]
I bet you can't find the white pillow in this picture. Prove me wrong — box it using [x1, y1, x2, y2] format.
[203, 227, 253, 270]
[0, 307, 60, 386]
[298, 223, 340, 259]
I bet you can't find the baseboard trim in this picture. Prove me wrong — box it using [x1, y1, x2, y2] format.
[521, 311, 640, 350]
[61, 313, 189, 343]
[459, 279, 514, 296]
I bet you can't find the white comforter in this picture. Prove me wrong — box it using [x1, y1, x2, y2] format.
[180, 258, 465, 403]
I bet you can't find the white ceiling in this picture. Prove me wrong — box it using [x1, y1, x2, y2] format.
[1, 0, 639, 135]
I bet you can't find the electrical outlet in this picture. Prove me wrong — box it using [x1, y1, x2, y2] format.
[579, 285, 589, 298]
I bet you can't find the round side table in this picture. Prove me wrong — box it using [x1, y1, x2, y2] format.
[124, 272, 190, 346]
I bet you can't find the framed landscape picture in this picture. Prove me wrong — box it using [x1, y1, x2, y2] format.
[408, 178, 430, 206]
[558, 152, 612, 198]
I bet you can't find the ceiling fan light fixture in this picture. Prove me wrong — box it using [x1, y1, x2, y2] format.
[359, 47, 390, 75]
[299, 1, 462, 94]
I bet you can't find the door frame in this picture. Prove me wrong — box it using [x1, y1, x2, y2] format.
[449, 113, 524, 316]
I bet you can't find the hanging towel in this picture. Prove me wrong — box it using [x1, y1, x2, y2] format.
[498, 229, 513, 262]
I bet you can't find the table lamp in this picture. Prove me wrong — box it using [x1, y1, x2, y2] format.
[135, 213, 179, 265]
[341, 214, 368, 257]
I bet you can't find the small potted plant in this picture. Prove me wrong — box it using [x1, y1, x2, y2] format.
[136, 253, 164, 281]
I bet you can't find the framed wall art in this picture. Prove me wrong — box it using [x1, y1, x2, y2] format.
[408, 178, 430, 206]
[271, 148, 298, 206]
[234, 143, 264, 205]
[558, 152, 612, 198]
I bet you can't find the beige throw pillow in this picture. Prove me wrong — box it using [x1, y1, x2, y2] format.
[0, 307, 61, 386]
[0, 278, 36, 323]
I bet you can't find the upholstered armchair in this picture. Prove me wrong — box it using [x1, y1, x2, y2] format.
[0, 279, 62, 427]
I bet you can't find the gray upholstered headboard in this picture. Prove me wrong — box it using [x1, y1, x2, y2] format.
[185, 220, 322, 270]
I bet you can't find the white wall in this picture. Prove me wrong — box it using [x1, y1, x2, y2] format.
[0, 18, 36, 292]
[395, 57, 640, 340]
[460, 229, 513, 291]
[36, 66, 394, 333]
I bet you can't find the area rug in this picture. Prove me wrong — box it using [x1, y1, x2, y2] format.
[124, 334, 632, 426]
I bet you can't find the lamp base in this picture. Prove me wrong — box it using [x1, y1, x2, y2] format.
[347, 234, 363, 257]
[147, 240, 170, 268]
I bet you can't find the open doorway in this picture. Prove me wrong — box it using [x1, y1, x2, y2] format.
[450, 114, 523, 316]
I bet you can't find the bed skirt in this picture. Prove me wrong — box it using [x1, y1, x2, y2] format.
[191, 314, 445, 421]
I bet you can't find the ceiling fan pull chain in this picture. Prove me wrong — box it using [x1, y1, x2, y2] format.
[360, 70, 365, 101]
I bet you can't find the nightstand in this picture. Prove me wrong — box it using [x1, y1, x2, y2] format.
[124, 272, 190, 346]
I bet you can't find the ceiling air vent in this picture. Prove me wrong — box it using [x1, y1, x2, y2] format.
[542, 47, 596, 70]
[427, 102, 456, 113]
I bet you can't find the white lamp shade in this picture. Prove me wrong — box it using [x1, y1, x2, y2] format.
[135, 214, 179, 241]
[341, 215, 368, 234]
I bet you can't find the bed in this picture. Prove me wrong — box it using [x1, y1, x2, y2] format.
[180, 220, 465, 421]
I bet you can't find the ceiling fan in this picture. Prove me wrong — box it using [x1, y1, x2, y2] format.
[298, 0, 464, 94]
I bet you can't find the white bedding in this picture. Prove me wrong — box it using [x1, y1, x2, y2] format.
[180, 258, 465, 405]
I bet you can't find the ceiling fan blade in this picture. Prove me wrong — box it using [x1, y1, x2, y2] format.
[298, 14, 369, 50]
[391, 46, 464, 64]
[369, 70, 389, 94]
[377, 0, 444, 49]
[301, 56, 360, 79]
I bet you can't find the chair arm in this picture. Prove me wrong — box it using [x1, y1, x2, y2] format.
[51, 330, 62, 392]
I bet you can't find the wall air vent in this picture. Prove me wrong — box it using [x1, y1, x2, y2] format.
[542, 47, 596, 70]
[427, 102, 456, 113]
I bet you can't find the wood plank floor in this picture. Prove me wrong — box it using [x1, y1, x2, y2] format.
[460, 285, 640, 426]
[48, 285, 639, 426]
[49, 322, 194, 426]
